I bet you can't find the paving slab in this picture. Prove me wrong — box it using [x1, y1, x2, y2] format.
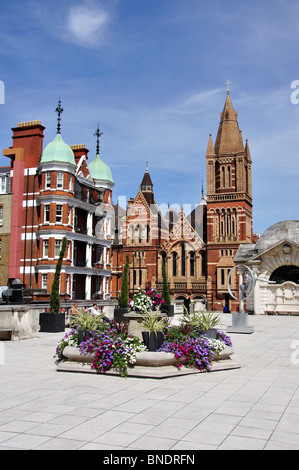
[0, 313, 299, 450]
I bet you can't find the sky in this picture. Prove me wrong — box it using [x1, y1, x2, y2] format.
[0, 0, 298, 236]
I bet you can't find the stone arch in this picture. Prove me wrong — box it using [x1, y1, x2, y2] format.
[270, 265, 299, 284]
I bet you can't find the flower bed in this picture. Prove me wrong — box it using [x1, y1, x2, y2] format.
[129, 288, 165, 313]
[158, 326, 232, 371]
[55, 324, 147, 377]
[55, 321, 233, 377]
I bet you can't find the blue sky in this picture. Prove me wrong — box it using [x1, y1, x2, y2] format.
[0, 0, 298, 235]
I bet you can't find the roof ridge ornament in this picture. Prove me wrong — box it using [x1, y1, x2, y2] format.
[225, 80, 232, 93]
[94, 124, 103, 155]
[55, 98, 63, 134]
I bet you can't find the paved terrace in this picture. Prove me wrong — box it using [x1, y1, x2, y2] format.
[0, 314, 299, 450]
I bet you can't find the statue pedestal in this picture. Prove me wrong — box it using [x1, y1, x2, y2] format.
[226, 313, 254, 334]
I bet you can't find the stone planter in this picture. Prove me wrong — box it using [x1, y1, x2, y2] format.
[39, 312, 65, 333]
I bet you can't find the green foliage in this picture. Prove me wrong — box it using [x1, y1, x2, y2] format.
[162, 261, 171, 306]
[181, 306, 222, 332]
[71, 309, 105, 331]
[198, 310, 222, 330]
[138, 307, 166, 333]
[118, 254, 129, 308]
[50, 237, 67, 313]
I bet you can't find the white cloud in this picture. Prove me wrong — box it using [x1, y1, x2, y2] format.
[67, 4, 111, 47]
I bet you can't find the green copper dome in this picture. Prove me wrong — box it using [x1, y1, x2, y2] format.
[89, 153, 114, 183]
[40, 133, 76, 165]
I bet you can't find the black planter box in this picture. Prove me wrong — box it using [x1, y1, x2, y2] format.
[198, 328, 218, 339]
[114, 308, 129, 324]
[78, 329, 92, 344]
[160, 305, 174, 316]
[142, 331, 165, 351]
[39, 312, 65, 333]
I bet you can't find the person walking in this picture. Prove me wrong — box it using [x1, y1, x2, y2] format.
[183, 295, 191, 313]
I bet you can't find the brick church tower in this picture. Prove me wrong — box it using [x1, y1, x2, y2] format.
[206, 89, 253, 311]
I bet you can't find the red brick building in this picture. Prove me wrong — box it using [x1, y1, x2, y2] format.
[3, 103, 114, 301]
[205, 91, 253, 311]
[111, 91, 254, 312]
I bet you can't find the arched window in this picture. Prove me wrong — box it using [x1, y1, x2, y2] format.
[181, 244, 186, 277]
[146, 224, 150, 243]
[270, 266, 299, 284]
[228, 166, 231, 187]
[222, 166, 225, 187]
[172, 252, 177, 277]
[231, 216, 235, 235]
[161, 251, 166, 267]
[190, 252, 195, 277]
[130, 225, 134, 241]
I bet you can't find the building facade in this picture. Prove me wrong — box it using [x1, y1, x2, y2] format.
[234, 220, 299, 315]
[1, 91, 259, 310]
[205, 91, 253, 311]
[111, 90, 254, 312]
[2, 105, 114, 301]
[0, 166, 11, 286]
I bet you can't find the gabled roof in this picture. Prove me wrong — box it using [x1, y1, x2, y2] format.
[161, 209, 204, 252]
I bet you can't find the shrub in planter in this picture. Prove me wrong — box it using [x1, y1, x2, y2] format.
[161, 261, 171, 306]
[180, 307, 222, 339]
[115, 254, 130, 323]
[49, 237, 67, 313]
[118, 254, 129, 309]
[40, 309, 66, 333]
[71, 309, 107, 344]
[40, 237, 67, 333]
[142, 331, 165, 351]
[138, 307, 167, 351]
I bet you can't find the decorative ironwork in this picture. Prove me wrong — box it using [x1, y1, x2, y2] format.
[94, 124, 103, 155]
[55, 98, 63, 134]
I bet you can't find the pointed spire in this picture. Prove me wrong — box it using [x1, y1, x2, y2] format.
[140, 164, 154, 206]
[206, 134, 216, 156]
[214, 92, 244, 155]
[245, 139, 252, 161]
[140, 166, 153, 190]
[55, 98, 63, 134]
